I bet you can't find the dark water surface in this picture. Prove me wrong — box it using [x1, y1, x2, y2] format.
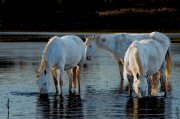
[0, 42, 180, 119]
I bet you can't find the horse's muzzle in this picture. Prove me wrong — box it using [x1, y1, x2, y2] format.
[86, 56, 91, 61]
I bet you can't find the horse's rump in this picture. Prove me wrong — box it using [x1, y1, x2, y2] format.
[150, 32, 172, 80]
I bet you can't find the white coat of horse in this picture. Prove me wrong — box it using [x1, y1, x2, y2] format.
[85, 32, 171, 85]
[35, 36, 85, 94]
[124, 39, 166, 97]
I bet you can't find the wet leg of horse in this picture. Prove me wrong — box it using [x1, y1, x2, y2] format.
[65, 69, 72, 93]
[126, 73, 133, 97]
[147, 75, 152, 96]
[71, 67, 77, 92]
[165, 48, 171, 88]
[51, 70, 58, 94]
[151, 73, 159, 96]
[117, 60, 124, 81]
[119, 79, 124, 91]
[77, 60, 83, 94]
[159, 61, 167, 94]
[59, 67, 64, 95]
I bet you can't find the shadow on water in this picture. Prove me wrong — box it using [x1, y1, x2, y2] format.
[36, 93, 83, 118]
[11, 92, 39, 97]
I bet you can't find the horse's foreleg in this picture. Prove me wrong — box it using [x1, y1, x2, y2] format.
[59, 66, 64, 95]
[51, 70, 58, 94]
[117, 60, 124, 81]
[76, 60, 83, 94]
[150, 73, 159, 96]
[71, 67, 77, 92]
[65, 69, 72, 93]
[159, 61, 167, 95]
[126, 73, 133, 97]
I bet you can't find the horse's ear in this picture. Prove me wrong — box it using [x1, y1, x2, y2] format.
[136, 73, 140, 79]
[35, 69, 38, 76]
[85, 36, 87, 39]
[44, 70, 47, 75]
[94, 35, 100, 40]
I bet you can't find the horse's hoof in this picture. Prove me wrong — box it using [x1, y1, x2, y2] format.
[163, 93, 167, 97]
[72, 88, 76, 93]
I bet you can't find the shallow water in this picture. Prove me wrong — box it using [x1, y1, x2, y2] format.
[0, 42, 180, 119]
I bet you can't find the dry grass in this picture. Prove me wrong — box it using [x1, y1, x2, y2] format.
[97, 7, 177, 17]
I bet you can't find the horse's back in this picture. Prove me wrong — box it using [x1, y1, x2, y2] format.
[61, 36, 85, 69]
[62, 35, 85, 57]
[44, 36, 85, 70]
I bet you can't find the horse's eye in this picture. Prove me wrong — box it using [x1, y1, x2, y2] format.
[89, 45, 91, 47]
[44, 83, 46, 85]
[102, 39, 106, 42]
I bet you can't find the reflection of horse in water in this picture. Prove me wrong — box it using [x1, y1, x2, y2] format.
[36, 94, 51, 118]
[125, 97, 166, 119]
[36, 94, 83, 118]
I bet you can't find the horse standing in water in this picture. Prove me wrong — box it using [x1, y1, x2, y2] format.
[35, 36, 85, 94]
[85, 32, 171, 86]
[124, 39, 166, 97]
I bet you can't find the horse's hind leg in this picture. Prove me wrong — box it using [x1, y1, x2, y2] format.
[126, 73, 133, 97]
[71, 66, 77, 92]
[158, 60, 167, 95]
[59, 65, 64, 95]
[117, 60, 124, 81]
[51, 70, 58, 94]
[147, 75, 152, 96]
[76, 60, 83, 94]
[65, 69, 72, 93]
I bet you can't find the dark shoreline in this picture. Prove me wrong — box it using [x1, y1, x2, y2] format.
[0, 32, 180, 42]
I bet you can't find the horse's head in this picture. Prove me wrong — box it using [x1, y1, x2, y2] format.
[35, 69, 50, 94]
[134, 73, 148, 98]
[85, 36, 98, 61]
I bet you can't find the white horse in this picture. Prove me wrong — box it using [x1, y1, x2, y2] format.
[85, 32, 171, 84]
[124, 39, 166, 97]
[35, 36, 85, 94]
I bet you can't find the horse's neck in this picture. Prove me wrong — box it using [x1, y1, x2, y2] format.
[133, 43, 144, 75]
[39, 58, 52, 73]
[96, 38, 115, 54]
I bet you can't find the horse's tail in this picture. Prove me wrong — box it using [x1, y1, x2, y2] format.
[165, 44, 171, 87]
[132, 41, 144, 75]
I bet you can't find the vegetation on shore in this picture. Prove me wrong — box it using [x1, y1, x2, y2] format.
[0, 0, 180, 32]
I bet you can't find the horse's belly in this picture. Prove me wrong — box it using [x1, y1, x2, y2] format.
[64, 63, 76, 70]
[146, 62, 162, 75]
[64, 59, 79, 70]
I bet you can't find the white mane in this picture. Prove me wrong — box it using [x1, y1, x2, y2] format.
[132, 41, 144, 75]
